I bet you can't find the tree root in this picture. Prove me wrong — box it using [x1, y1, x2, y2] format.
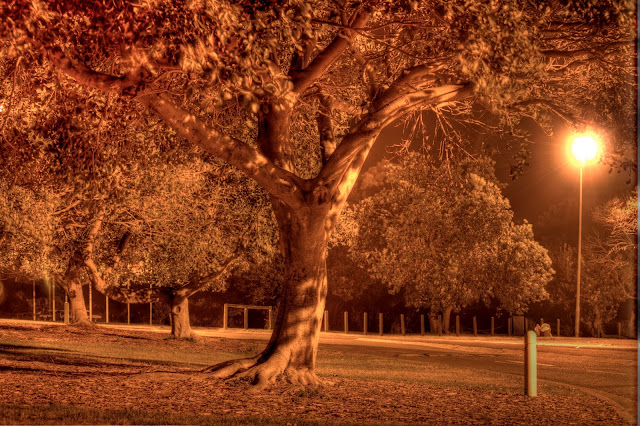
[203, 354, 326, 390]
[201, 355, 262, 378]
[166, 331, 200, 341]
[70, 319, 96, 327]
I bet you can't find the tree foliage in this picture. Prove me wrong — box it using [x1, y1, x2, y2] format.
[348, 154, 553, 314]
[580, 189, 637, 336]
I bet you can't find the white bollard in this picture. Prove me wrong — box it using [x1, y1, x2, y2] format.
[524, 330, 537, 397]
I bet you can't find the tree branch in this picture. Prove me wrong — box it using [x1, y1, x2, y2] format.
[290, 5, 373, 94]
[47, 48, 306, 209]
[176, 253, 240, 299]
[315, 91, 336, 165]
[315, 81, 473, 235]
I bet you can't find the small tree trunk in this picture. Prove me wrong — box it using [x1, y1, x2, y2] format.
[169, 296, 196, 339]
[594, 310, 604, 338]
[428, 313, 438, 334]
[622, 299, 636, 338]
[624, 309, 636, 338]
[442, 307, 452, 334]
[66, 280, 91, 326]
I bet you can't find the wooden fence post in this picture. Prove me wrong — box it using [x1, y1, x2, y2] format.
[363, 313, 368, 335]
[223, 303, 228, 329]
[508, 317, 512, 336]
[89, 283, 93, 322]
[344, 311, 348, 333]
[105, 297, 109, 324]
[455, 315, 460, 336]
[52, 278, 56, 322]
[64, 294, 69, 324]
[268, 306, 273, 330]
[243, 308, 249, 330]
[420, 314, 425, 336]
[324, 310, 329, 332]
[491, 317, 495, 336]
[556, 319, 560, 337]
[32, 280, 36, 321]
[617, 322, 622, 338]
[379, 313, 383, 336]
[148, 283, 152, 326]
[400, 314, 406, 336]
[473, 316, 477, 336]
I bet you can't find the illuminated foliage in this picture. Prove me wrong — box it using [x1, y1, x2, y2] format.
[580, 189, 637, 336]
[348, 154, 553, 315]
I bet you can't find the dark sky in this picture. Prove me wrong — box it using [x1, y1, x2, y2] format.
[361, 118, 637, 246]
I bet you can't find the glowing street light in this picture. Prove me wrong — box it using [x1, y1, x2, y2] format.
[572, 135, 599, 164]
[570, 133, 600, 338]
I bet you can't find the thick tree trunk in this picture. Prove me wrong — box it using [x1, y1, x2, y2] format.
[207, 206, 328, 386]
[57, 251, 93, 327]
[442, 307, 452, 334]
[169, 296, 196, 339]
[66, 280, 91, 326]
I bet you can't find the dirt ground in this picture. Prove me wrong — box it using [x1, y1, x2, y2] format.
[0, 322, 632, 425]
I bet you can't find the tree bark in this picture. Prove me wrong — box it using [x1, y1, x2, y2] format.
[442, 307, 453, 334]
[207, 205, 329, 387]
[65, 279, 91, 325]
[56, 251, 92, 326]
[622, 298, 636, 338]
[169, 295, 196, 339]
[428, 313, 438, 334]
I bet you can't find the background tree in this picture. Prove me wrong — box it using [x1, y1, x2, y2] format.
[0, 0, 635, 386]
[0, 71, 276, 330]
[580, 189, 637, 337]
[348, 154, 552, 331]
[84, 160, 278, 339]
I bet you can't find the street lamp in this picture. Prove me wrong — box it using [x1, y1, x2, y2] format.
[570, 133, 599, 337]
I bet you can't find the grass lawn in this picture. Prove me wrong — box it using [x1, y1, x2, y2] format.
[0, 321, 632, 425]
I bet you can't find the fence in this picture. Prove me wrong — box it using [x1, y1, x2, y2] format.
[321, 310, 590, 338]
[1, 282, 629, 338]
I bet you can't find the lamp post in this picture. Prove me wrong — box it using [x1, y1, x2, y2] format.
[571, 134, 599, 338]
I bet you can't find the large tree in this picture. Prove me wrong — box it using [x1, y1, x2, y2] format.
[0, 0, 635, 386]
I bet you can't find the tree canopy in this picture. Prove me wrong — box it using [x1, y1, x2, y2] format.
[347, 154, 553, 316]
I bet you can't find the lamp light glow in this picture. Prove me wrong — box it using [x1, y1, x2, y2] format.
[571, 134, 599, 164]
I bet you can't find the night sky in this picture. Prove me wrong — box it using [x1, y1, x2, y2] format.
[360, 118, 636, 247]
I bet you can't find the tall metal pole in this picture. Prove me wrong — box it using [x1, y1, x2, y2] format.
[575, 166, 583, 338]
